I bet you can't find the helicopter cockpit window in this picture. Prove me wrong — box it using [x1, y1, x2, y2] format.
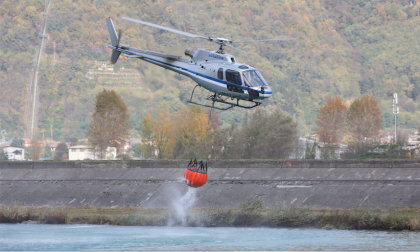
[218, 68, 223, 80]
[226, 69, 242, 85]
[242, 70, 268, 87]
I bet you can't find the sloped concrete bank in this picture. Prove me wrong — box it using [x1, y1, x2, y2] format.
[1, 160, 420, 209]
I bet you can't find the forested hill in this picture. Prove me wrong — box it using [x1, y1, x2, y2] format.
[1, 0, 420, 140]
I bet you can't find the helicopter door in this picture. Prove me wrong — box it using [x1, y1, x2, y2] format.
[217, 68, 223, 80]
[225, 69, 243, 93]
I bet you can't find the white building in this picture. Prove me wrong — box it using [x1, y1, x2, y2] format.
[3, 146, 25, 161]
[68, 145, 117, 160]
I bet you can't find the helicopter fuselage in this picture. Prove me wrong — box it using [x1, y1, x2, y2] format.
[108, 46, 272, 101]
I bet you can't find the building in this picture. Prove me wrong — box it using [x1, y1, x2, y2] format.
[3, 146, 25, 161]
[68, 145, 117, 160]
[50, 144, 57, 152]
[21, 138, 31, 148]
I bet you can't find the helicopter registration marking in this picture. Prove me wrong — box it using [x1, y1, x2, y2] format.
[209, 53, 224, 60]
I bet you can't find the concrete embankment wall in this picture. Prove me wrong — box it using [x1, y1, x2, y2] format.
[1, 160, 420, 209]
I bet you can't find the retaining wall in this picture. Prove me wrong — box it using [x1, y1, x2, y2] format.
[1, 160, 420, 209]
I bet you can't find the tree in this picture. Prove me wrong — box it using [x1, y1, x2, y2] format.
[154, 107, 176, 159]
[315, 95, 347, 144]
[174, 106, 211, 158]
[43, 145, 53, 159]
[0, 148, 8, 161]
[54, 143, 68, 160]
[138, 106, 211, 159]
[87, 89, 131, 159]
[242, 109, 299, 159]
[217, 109, 299, 159]
[139, 113, 155, 159]
[30, 133, 43, 161]
[347, 94, 382, 141]
[69, 137, 78, 146]
[305, 141, 317, 159]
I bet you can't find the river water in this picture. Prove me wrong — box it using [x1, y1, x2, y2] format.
[1, 224, 419, 251]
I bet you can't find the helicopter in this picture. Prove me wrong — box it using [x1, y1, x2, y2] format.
[105, 17, 297, 110]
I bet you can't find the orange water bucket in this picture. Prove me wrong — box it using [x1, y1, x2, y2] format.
[183, 168, 208, 187]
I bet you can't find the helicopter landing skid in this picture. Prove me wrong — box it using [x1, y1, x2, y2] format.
[187, 85, 262, 110]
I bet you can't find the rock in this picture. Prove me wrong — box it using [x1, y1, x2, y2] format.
[322, 224, 334, 230]
[21, 220, 38, 224]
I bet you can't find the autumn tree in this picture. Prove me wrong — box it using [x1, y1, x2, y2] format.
[347, 94, 382, 141]
[30, 132, 43, 161]
[315, 95, 347, 144]
[154, 108, 176, 159]
[139, 113, 155, 159]
[87, 89, 131, 159]
[139, 107, 175, 159]
[138, 106, 212, 159]
[174, 106, 212, 157]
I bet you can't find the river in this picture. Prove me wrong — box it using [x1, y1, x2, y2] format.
[1, 224, 419, 250]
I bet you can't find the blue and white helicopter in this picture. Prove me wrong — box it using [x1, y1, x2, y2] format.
[106, 17, 296, 110]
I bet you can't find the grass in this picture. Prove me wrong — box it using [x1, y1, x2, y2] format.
[1, 202, 420, 230]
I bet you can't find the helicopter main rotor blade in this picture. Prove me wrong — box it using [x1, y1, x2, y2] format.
[122, 17, 210, 41]
[231, 38, 298, 43]
[225, 43, 249, 54]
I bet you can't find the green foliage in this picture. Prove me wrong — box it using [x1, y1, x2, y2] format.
[212, 109, 299, 159]
[53, 142, 68, 160]
[320, 144, 338, 159]
[342, 136, 410, 159]
[43, 145, 52, 159]
[305, 141, 317, 159]
[2, 0, 420, 139]
[0, 148, 8, 161]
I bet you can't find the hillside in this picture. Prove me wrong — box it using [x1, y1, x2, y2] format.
[1, 0, 420, 139]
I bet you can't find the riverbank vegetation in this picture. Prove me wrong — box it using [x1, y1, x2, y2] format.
[2, 202, 420, 231]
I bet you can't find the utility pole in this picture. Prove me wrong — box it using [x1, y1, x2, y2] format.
[393, 93, 399, 143]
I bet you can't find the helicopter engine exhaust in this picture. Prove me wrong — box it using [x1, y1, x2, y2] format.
[184, 49, 195, 58]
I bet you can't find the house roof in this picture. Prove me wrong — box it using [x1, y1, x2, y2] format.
[68, 145, 91, 149]
[0, 142, 11, 148]
[4, 146, 24, 150]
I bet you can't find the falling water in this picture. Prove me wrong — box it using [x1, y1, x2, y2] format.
[169, 186, 197, 226]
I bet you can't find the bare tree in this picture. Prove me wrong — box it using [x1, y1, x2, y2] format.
[87, 89, 131, 159]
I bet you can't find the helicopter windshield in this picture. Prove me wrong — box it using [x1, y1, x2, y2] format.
[242, 70, 268, 87]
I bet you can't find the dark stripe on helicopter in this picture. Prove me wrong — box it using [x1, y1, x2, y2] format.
[109, 46, 272, 95]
